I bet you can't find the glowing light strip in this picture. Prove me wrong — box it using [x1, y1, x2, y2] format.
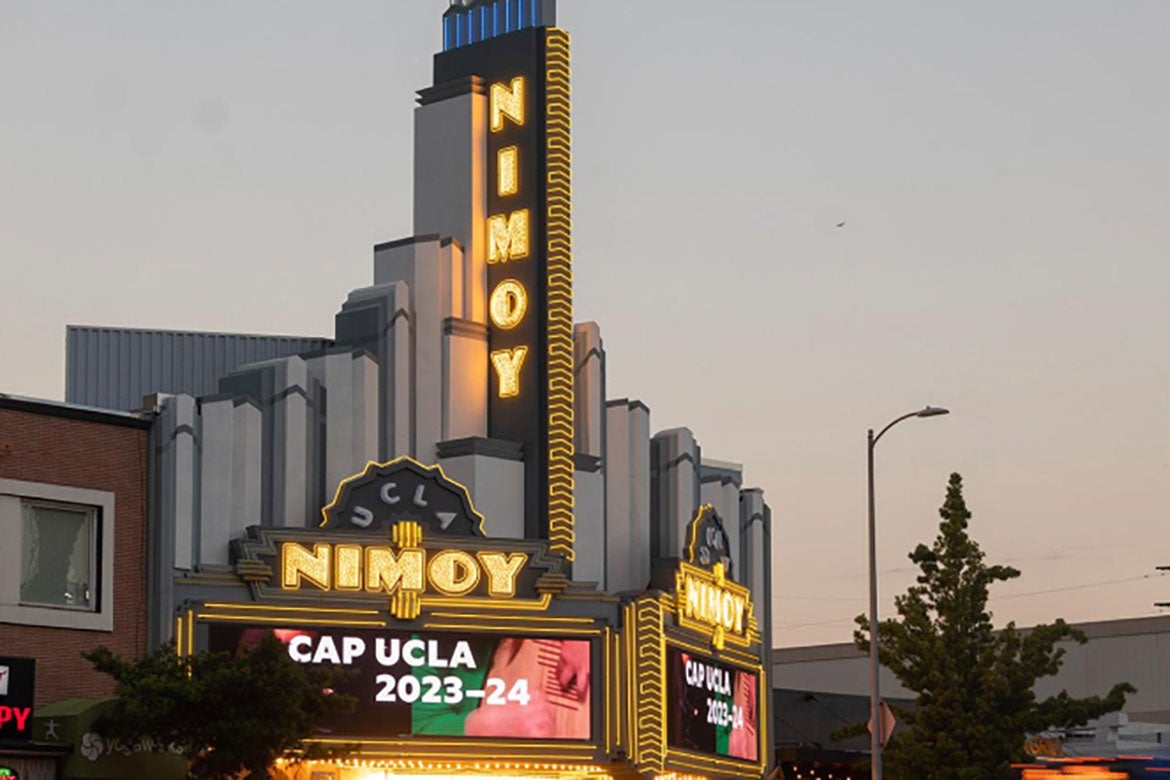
[545, 28, 575, 563]
[174, 615, 183, 658]
[310, 736, 598, 752]
[200, 601, 380, 615]
[195, 613, 386, 627]
[186, 609, 194, 657]
[667, 747, 765, 772]
[625, 604, 636, 759]
[669, 747, 764, 769]
[633, 598, 666, 774]
[613, 629, 623, 754]
[424, 622, 601, 636]
[666, 753, 761, 779]
[423, 593, 552, 611]
[293, 758, 611, 775]
[603, 626, 612, 754]
[428, 611, 595, 624]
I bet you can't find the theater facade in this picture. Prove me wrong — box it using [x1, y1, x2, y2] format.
[61, 1, 776, 778]
[178, 460, 768, 780]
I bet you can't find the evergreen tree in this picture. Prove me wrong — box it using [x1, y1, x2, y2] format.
[854, 473, 1134, 779]
[84, 633, 355, 779]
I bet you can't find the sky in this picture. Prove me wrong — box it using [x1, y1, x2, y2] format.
[2, 1, 1168, 648]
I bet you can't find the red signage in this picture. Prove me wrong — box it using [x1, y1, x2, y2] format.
[0, 658, 35, 741]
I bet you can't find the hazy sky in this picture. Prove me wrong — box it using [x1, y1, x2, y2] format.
[2, 1, 1168, 647]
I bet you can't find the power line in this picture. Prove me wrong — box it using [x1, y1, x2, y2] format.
[777, 573, 1168, 630]
[996, 572, 1166, 601]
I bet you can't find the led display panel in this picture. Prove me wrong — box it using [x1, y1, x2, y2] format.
[666, 647, 759, 762]
[208, 626, 592, 741]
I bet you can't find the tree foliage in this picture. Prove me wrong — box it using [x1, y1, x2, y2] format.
[854, 473, 1134, 780]
[84, 633, 355, 780]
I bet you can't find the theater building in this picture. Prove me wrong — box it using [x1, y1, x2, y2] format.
[58, 1, 776, 778]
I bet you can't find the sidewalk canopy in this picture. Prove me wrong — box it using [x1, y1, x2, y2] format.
[33, 699, 186, 780]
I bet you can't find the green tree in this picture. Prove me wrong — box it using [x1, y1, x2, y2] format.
[854, 473, 1134, 780]
[84, 633, 355, 780]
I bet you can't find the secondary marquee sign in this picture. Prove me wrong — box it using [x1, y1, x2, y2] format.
[675, 506, 756, 650]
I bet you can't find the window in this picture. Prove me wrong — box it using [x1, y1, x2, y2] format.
[20, 502, 98, 611]
[0, 478, 115, 632]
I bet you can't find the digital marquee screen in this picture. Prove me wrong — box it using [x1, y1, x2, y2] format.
[666, 647, 759, 762]
[208, 626, 592, 741]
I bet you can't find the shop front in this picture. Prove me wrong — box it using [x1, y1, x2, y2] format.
[176, 460, 769, 780]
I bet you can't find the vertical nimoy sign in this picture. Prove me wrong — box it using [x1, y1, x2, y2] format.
[433, 24, 575, 562]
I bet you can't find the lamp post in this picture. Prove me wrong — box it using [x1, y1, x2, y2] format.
[867, 405, 949, 780]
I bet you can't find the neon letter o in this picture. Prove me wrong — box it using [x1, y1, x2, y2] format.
[490, 279, 528, 330]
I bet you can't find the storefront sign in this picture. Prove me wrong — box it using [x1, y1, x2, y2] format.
[666, 648, 759, 762]
[208, 625, 592, 742]
[0, 657, 35, 742]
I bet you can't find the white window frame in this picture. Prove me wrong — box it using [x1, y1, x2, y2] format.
[19, 499, 100, 612]
[0, 478, 115, 632]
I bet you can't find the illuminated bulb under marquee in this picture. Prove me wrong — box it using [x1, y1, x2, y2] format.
[498, 145, 519, 196]
[490, 77, 526, 132]
[491, 346, 529, 398]
[487, 209, 530, 263]
[489, 279, 528, 329]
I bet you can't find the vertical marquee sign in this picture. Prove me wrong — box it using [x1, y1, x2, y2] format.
[433, 13, 575, 562]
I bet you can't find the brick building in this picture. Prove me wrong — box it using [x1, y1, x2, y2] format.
[0, 394, 152, 778]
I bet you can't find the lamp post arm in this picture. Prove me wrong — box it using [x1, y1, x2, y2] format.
[872, 411, 922, 448]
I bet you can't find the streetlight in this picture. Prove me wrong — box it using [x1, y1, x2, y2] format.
[867, 405, 949, 780]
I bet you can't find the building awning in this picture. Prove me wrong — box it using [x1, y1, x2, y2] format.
[33, 699, 186, 780]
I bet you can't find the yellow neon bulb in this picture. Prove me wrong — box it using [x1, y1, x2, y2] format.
[199, 602, 380, 615]
[491, 346, 528, 398]
[490, 76, 526, 131]
[318, 455, 486, 534]
[487, 209, 531, 263]
[174, 615, 183, 658]
[498, 145, 519, 196]
[489, 278, 529, 330]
